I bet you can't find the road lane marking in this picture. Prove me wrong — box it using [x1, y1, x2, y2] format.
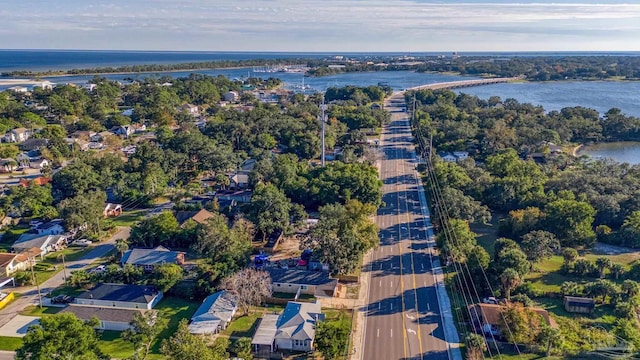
[391, 303, 393, 310]
[406, 314, 415, 320]
[391, 329, 393, 337]
[421, 263, 424, 270]
[427, 303, 430, 311]
[408, 329, 417, 335]
[377, 328, 380, 337]
[390, 280, 393, 287]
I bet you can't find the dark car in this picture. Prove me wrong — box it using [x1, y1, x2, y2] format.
[51, 295, 74, 304]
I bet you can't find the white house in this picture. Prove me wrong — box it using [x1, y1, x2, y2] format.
[7, 86, 28, 93]
[452, 151, 469, 160]
[34, 219, 65, 235]
[3, 128, 32, 143]
[74, 283, 163, 310]
[441, 153, 458, 162]
[224, 91, 239, 102]
[11, 234, 67, 257]
[274, 301, 324, 352]
[180, 104, 200, 116]
[31, 81, 56, 90]
[29, 158, 50, 170]
[188, 291, 238, 334]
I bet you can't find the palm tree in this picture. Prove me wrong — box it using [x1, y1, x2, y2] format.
[465, 333, 487, 360]
[115, 239, 129, 259]
[537, 325, 561, 357]
[500, 268, 522, 300]
[622, 280, 640, 298]
[610, 263, 625, 280]
[595, 257, 612, 278]
[562, 248, 578, 266]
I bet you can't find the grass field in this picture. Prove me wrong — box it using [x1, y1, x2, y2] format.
[19, 305, 62, 316]
[98, 331, 135, 360]
[110, 210, 147, 227]
[221, 312, 260, 338]
[0, 336, 23, 351]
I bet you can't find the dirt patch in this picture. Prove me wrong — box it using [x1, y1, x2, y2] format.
[268, 235, 302, 262]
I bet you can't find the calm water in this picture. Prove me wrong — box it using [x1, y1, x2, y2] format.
[578, 142, 640, 165]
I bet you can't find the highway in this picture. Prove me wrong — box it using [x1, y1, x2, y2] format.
[361, 94, 460, 360]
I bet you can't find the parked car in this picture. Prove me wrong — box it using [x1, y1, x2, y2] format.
[70, 239, 92, 247]
[90, 265, 107, 273]
[51, 295, 74, 304]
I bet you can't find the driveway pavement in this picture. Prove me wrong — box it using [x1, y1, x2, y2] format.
[0, 351, 15, 360]
[0, 226, 130, 328]
[0, 315, 39, 337]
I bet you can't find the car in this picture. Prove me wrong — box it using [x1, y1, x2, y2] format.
[70, 239, 92, 247]
[51, 295, 74, 304]
[90, 265, 107, 273]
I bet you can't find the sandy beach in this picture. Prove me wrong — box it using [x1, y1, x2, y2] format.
[0, 79, 39, 86]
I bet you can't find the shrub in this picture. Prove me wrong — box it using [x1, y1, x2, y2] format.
[15, 271, 34, 286]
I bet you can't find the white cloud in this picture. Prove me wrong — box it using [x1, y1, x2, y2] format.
[0, 1, 639, 50]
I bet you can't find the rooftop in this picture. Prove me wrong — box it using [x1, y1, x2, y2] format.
[276, 301, 323, 341]
[252, 314, 279, 346]
[189, 291, 237, 334]
[121, 246, 184, 266]
[60, 305, 153, 323]
[77, 283, 160, 304]
[174, 209, 215, 226]
[266, 268, 335, 286]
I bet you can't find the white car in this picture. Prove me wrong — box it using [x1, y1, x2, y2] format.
[90, 265, 107, 273]
[70, 239, 92, 247]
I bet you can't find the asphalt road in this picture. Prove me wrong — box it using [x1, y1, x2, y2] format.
[361, 96, 453, 360]
[0, 350, 14, 360]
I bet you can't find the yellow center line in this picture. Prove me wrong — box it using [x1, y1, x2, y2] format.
[399, 126, 425, 359]
[393, 115, 409, 360]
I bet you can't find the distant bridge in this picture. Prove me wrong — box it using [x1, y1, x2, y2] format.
[406, 76, 524, 92]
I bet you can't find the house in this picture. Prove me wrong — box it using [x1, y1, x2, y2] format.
[274, 301, 324, 352]
[82, 83, 97, 92]
[110, 125, 135, 138]
[240, 158, 257, 172]
[453, 151, 469, 160]
[214, 190, 253, 204]
[7, 86, 28, 93]
[188, 291, 238, 335]
[60, 306, 156, 331]
[121, 246, 185, 271]
[74, 283, 163, 310]
[3, 128, 32, 143]
[0, 159, 18, 173]
[224, 91, 239, 102]
[564, 296, 595, 314]
[34, 219, 65, 235]
[29, 158, 49, 170]
[440, 153, 458, 163]
[16, 153, 30, 167]
[31, 81, 55, 90]
[103, 203, 123, 218]
[266, 268, 338, 297]
[12, 235, 66, 256]
[91, 131, 113, 142]
[18, 138, 49, 152]
[174, 209, 215, 227]
[180, 104, 200, 116]
[120, 109, 134, 116]
[229, 172, 250, 190]
[0, 252, 33, 277]
[468, 303, 555, 337]
[19, 177, 51, 188]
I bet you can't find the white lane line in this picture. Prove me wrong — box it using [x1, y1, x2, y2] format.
[427, 303, 430, 311]
[390, 281, 393, 288]
[390, 329, 393, 337]
[379, 303, 381, 310]
[421, 263, 424, 270]
[391, 303, 393, 310]
[377, 328, 380, 337]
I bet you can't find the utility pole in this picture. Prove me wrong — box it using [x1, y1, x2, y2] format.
[320, 95, 327, 167]
[28, 250, 43, 309]
[59, 253, 67, 282]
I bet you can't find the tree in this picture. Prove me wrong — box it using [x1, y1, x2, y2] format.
[219, 268, 271, 315]
[585, 279, 619, 303]
[57, 190, 107, 235]
[230, 337, 253, 360]
[116, 239, 129, 258]
[610, 263, 626, 280]
[51, 161, 102, 201]
[544, 199, 596, 247]
[500, 268, 522, 300]
[562, 248, 579, 266]
[0, 144, 19, 158]
[536, 325, 562, 357]
[595, 257, 612, 278]
[161, 319, 224, 360]
[496, 246, 530, 277]
[438, 187, 491, 224]
[621, 280, 640, 298]
[498, 303, 543, 345]
[436, 219, 477, 264]
[193, 214, 253, 274]
[249, 183, 292, 239]
[465, 333, 487, 360]
[315, 313, 351, 360]
[129, 211, 180, 247]
[301, 200, 378, 275]
[152, 263, 184, 292]
[16, 312, 108, 360]
[122, 311, 167, 360]
[520, 230, 560, 264]
[573, 259, 597, 277]
[67, 270, 91, 288]
[561, 281, 582, 297]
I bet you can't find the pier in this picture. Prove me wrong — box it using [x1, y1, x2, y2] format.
[407, 76, 523, 91]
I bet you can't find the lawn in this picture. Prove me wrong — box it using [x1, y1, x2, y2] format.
[98, 330, 135, 360]
[0, 336, 23, 351]
[110, 209, 147, 227]
[45, 247, 92, 263]
[20, 305, 62, 316]
[0, 225, 30, 250]
[221, 312, 261, 338]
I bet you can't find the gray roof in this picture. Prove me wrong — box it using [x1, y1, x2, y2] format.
[188, 291, 237, 334]
[37, 219, 64, 230]
[60, 305, 153, 323]
[275, 301, 323, 342]
[77, 283, 160, 304]
[13, 235, 65, 251]
[252, 314, 279, 346]
[266, 268, 336, 286]
[121, 246, 183, 266]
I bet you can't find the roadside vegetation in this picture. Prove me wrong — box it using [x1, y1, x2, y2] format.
[412, 88, 640, 357]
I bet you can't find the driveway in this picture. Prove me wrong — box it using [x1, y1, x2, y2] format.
[0, 315, 39, 337]
[0, 226, 131, 328]
[0, 351, 15, 360]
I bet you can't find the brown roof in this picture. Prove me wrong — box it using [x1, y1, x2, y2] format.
[174, 209, 215, 226]
[15, 248, 42, 262]
[60, 305, 154, 323]
[0, 253, 18, 267]
[470, 303, 555, 328]
[19, 177, 51, 187]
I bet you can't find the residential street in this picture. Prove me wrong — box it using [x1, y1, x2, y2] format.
[0, 226, 130, 329]
[361, 94, 461, 360]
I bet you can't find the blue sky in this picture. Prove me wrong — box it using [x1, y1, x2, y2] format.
[1, 1, 639, 51]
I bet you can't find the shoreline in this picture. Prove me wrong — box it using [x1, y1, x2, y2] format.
[572, 144, 584, 157]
